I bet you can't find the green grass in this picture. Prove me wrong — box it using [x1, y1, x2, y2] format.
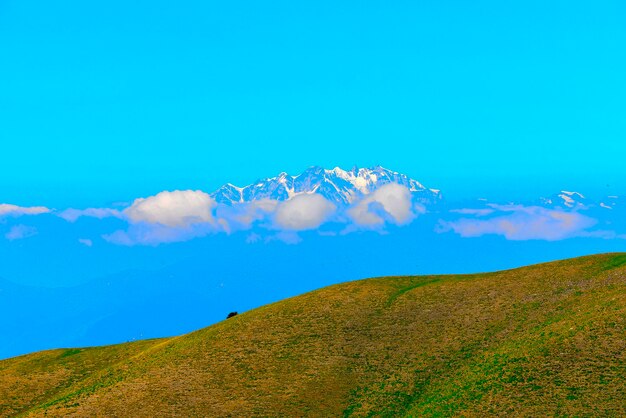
[385, 277, 442, 307]
[602, 253, 626, 271]
[58, 349, 82, 359]
[1, 253, 625, 417]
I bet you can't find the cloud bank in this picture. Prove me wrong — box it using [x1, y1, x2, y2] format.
[440, 204, 597, 241]
[0, 204, 50, 217]
[95, 185, 420, 245]
[59, 208, 123, 222]
[6, 186, 624, 245]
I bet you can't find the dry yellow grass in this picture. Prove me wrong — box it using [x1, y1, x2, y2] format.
[1, 253, 625, 417]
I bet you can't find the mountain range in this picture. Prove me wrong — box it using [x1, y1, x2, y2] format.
[210, 165, 443, 206]
[208, 165, 623, 215]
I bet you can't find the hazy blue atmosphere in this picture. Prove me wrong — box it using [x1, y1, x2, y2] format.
[1, 1, 625, 358]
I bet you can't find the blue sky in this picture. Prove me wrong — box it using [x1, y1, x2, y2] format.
[1, 1, 626, 207]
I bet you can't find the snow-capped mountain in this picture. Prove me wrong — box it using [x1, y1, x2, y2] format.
[210, 166, 442, 206]
[539, 191, 622, 211]
[540, 191, 588, 209]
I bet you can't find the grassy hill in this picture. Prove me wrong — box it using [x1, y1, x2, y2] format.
[1, 253, 625, 417]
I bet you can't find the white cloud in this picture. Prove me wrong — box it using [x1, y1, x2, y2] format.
[216, 199, 278, 230]
[348, 183, 416, 226]
[100, 190, 221, 245]
[440, 205, 597, 241]
[78, 238, 93, 247]
[125, 190, 216, 227]
[5, 225, 38, 241]
[0, 204, 50, 217]
[59, 208, 122, 222]
[274, 194, 336, 231]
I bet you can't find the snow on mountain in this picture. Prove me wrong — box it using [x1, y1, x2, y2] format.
[537, 191, 626, 212]
[210, 166, 442, 206]
[540, 191, 588, 209]
[599, 195, 626, 211]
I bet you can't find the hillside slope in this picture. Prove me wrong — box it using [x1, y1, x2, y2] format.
[1, 254, 625, 417]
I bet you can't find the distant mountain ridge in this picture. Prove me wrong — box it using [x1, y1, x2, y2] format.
[210, 165, 442, 206]
[539, 190, 621, 211]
